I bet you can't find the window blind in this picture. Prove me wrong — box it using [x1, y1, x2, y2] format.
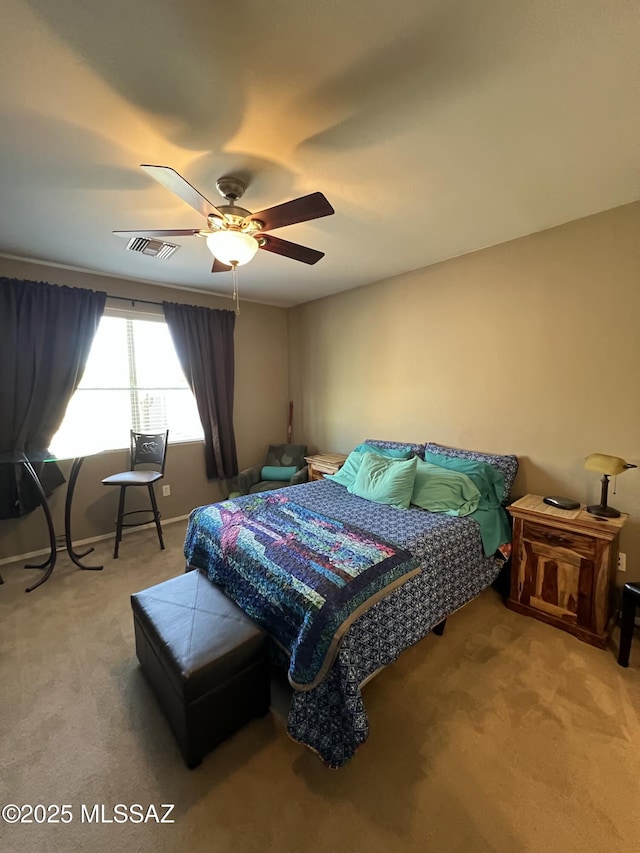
[51, 315, 203, 454]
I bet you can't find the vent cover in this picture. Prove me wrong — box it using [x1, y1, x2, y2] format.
[125, 237, 179, 260]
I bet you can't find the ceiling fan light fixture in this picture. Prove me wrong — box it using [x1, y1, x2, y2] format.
[205, 230, 259, 266]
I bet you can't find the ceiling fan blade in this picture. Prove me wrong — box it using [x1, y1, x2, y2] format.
[245, 192, 334, 232]
[259, 234, 325, 265]
[113, 229, 201, 238]
[141, 165, 226, 219]
[211, 258, 232, 273]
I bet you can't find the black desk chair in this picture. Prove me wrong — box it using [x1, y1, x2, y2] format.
[102, 431, 168, 559]
[618, 582, 640, 667]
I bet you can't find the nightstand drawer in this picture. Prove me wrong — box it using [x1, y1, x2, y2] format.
[522, 519, 595, 559]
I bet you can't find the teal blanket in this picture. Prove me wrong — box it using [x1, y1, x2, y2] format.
[422, 452, 512, 555]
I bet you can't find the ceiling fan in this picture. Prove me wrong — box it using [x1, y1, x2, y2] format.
[114, 165, 335, 275]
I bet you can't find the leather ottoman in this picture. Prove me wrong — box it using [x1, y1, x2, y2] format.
[131, 569, 271, 768]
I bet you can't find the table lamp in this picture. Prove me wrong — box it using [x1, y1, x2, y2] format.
[584, 453, 637, 518]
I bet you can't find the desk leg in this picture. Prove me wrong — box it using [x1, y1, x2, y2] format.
[23, 460, 57, 593]
[65, 457, 103, 571]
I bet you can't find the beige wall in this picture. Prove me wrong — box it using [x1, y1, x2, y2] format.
[3, 202, 639, 571]
[289, 201, 640, 574]
[0, 257, 289, 561]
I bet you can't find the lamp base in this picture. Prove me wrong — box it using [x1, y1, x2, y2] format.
[586, 503, 621, 518]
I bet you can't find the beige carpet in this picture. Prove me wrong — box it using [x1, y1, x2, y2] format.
[1, 522, 639, 853]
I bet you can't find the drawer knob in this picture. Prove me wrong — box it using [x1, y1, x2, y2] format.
[543, 532, 569, 545]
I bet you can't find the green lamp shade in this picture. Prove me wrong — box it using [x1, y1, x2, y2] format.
[584, 453, 636, 476]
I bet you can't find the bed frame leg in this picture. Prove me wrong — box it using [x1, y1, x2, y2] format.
[432, 618, 447, 636]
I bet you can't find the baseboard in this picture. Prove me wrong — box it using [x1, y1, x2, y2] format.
[0, 515, 191, 567]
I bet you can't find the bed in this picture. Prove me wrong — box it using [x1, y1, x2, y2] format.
[183, 440, 518, 767]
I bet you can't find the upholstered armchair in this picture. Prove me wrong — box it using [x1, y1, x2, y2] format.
[235, 444, 308, 495]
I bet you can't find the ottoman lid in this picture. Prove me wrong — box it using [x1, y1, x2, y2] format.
[132, 570, 267, 702]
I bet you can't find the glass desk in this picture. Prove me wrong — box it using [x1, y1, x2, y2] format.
[0, 448, 103, 592]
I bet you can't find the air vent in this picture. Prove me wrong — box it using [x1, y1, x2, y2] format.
[125, 237, 179, 260]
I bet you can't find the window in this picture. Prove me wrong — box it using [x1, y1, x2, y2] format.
[51, 313, 203, 454]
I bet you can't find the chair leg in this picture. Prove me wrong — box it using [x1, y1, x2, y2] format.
[148, 484, 165, 551]
[114, 486, 127, 559]
[618, 593, 636, 667]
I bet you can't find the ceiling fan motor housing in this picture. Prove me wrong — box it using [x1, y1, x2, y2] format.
[212, 177, 266, 233]
[207, 207, 263, 234]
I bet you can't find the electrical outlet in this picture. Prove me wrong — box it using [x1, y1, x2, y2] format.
[617, 552, 627, 572]
[162, 484, 171, 497]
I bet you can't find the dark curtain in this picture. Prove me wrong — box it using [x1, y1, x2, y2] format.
[0, 278, 107, 518]
[163, 301, 238, 480]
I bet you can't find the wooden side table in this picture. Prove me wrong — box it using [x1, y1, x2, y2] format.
[304, 453, 348, 482]
[507, 494, 627, 648]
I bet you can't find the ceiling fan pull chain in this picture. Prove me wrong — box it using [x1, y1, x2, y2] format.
[231, 261, 240, 315]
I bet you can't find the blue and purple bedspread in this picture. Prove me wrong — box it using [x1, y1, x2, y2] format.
[184, 479, 503, 767]
[184, 492, 420, 690]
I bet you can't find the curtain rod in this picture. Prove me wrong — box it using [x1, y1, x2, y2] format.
[106, 293, 236, 312]
[106, 294, 164, 307]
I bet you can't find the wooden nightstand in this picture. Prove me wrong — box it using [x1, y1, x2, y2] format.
[304, 453, 348, 482]
[507, 494, 628, 648]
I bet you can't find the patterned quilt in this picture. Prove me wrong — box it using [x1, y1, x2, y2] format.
[184, 477, 510, 767]
[184, 492, 421, 689]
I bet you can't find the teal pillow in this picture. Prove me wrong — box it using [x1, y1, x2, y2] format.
[327, 451, 365, 487]
[353, 442, 413, 459]
[348, 454, 417, 509]
[422, 452, 505, 506]
[421, 451, 511, 555]
[261, 465, 298, 482]
[411, 460, 481, 516]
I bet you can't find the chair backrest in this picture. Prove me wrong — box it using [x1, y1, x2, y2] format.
[130, 431, 169, 474]
[265, 444, 307, 470]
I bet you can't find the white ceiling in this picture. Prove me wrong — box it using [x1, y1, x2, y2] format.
[1, 0, 638, 307]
